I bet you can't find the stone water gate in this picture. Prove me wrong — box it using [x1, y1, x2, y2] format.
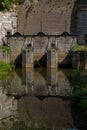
[7, 31, 76, 68]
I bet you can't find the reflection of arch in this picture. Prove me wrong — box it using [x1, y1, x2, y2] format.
[35, 95, 70, 101]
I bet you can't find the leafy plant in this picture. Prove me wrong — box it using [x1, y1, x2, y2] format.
[72, 43, 87, 51]
[0, 61, 13, 72]
[22, 47, 32, 52]
[70, 71, 87, 115]
[0, 45, 11, 53]
[28, 1, 35, 11]
[0, 0, 25, 11]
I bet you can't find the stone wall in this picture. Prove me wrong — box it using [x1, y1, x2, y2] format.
[77, 9, 87, 43]
[17, 0, 87, 44]
[9, 37, 24, 65]
[18, 0, 76, 35]
[0, 86, 17, 121]
[58, 36, 76, 65]
[72, 51, 87, 69]
[0, 12, 17, 45]
[8, 36, 77, 66]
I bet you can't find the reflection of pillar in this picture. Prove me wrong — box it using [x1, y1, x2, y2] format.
[34, 70, 47, 96]
[22, 69, 34, 94]
[47, 69, 58, 95]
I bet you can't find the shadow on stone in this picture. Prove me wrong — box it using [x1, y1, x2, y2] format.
[58, 51, 72, 68]
[34, 53, 47, 68]
[14, 54, 22, 67]
[70, 1, 77, 35]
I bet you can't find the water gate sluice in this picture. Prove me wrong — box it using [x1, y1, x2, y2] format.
[7, 32, 77, 68]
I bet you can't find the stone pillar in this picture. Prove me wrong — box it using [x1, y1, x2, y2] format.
[85, 60, 87, 70]
[48, 37, 51, 49]
[22, 68, 34, 95]
[55, 38, 58, 50]
[47, 50, 58, 68]
[85, 54, 87, 70]
[72, 51, 80, 69]
[31, 38, 34, 49]
[22, 50, 33, 68]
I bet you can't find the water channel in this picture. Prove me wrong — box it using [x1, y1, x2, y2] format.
[0, 68, 86, 130]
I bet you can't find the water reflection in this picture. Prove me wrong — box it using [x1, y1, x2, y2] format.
[0, 69, 77, 129]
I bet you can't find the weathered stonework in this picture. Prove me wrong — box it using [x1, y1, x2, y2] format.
[9, 37, 24, 65]
[1, 0, 87, 68]
[77, 8, 87, 43]
[72, 51, 87, 69]
[0, 12, 17, 45]
[0, 87, 17, 121]
[18, 0, 76, 35]
[47, 50, 58, 68]
[22, 50, 34, 68]
[8, 35, 76, 67]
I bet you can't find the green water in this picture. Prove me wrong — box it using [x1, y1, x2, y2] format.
[0, 68, 87, 130]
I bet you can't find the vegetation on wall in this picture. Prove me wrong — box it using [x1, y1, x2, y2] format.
[0, 0, 25, 11]
[0, 0, 36, 11]
[72, 43, 87, 51]
[0, 46, 11, 53]
[28, 1, 35, 11]
[0, 61, 13, 72]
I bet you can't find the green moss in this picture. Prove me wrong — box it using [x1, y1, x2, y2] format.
[0, 61, 13, 73]
[72, 43, 87, 51]
[0, 46, 11, 53]
[0, 72, 10, 81]
[47, 43, 57, 50]
[29, 1, 35, 11]
[22, 47, 32, 52]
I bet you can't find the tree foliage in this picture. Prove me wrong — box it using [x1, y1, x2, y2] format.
[0, 0, 25, 11]
[70, 71, 87, 115]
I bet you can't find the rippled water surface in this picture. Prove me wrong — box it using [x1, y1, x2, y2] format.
[0, 68, 86, 130]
